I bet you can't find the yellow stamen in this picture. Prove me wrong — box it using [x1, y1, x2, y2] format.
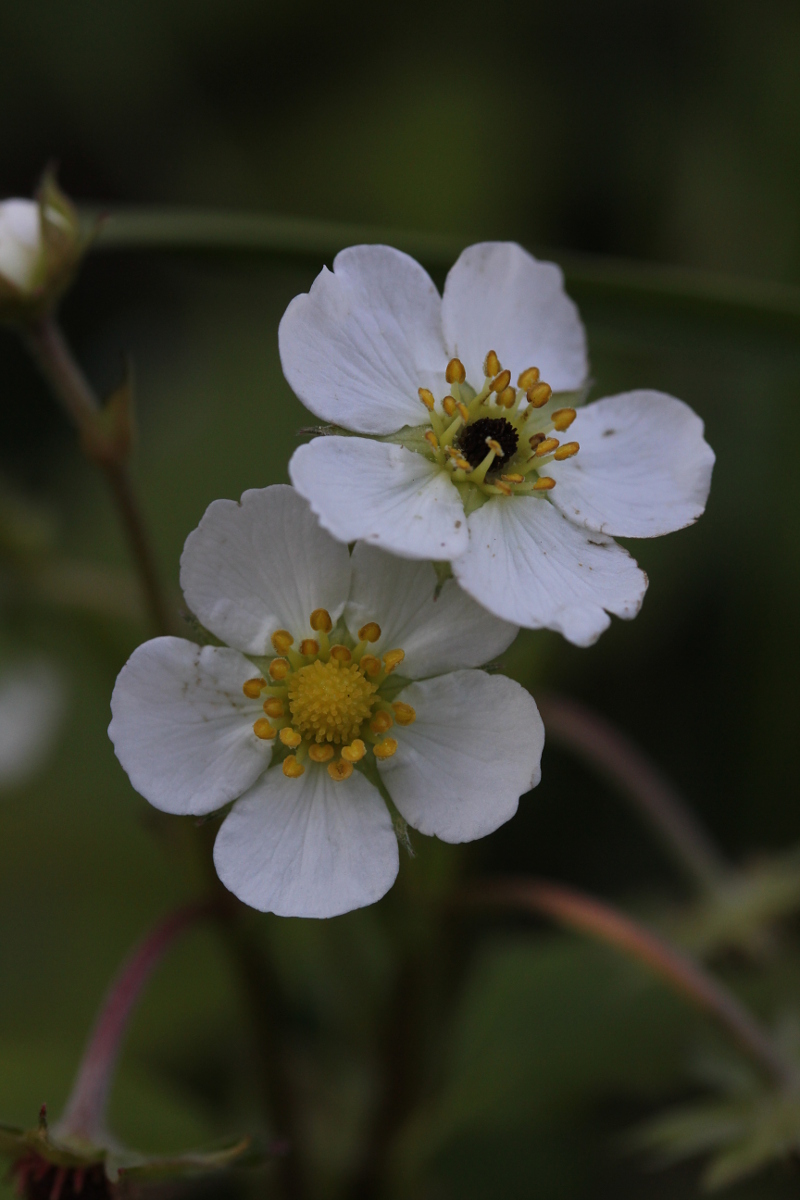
[253, 718, 277, 740]
[271, 629, 294, 654]
[486, 438, 504, 457]
[501, 473, 525, 484]
[327, 758, 354, 781]
[263, 697, 285, 718]
[391, 702, 416, 726]
[446, 357, 466, 384]
[269, 658, 290, 682]
[370, 710, 393, 735]
[442, 396, 457, 417]
[382, 649, 405, 674]
[280, 727, 302, 748]
[358, 622, 381, 643]
[491, 369, 512, 393]
[374, 738, 399, 760]
[484, 350, 501, 377]
[497, 386, 516, 409]
[554, 441, 580, 460]
[495, 481, 513, 496]
[424, 430, 439, 451]
[360, 654, 381, 677]
[310, 608, 332, 633]
[456, 400, 470, 423]
[282, 755, 305, 778]
[308, 743, 335, 763]
[299, 638, 319, 657]
[452, 456, 472, 471]
[242, 677, 266, 699]
[341, 738, 366, 763]
[533, 476, 556, 491]
[330, 644, 352, 663]
[527, 382, 552, 408]
[518, 366, 540, 390]
[534, 437, 560, 457]
[552, 407, 577, 431]
[418, 387, 435, 410]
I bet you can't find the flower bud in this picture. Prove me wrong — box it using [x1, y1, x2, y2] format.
[0, 174, 86, 324]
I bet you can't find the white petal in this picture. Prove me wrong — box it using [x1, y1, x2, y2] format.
[109, 637, 271, 816]
[278, 245, 447, 435]
[0, 199, 42, 292]
[453, 497, 647, 646]
[0, 659, 64, 787]
[441, 242, 587, 393]
[180, 484, 351, 654]
[379, 671, 543, 843]
[213, 765, 399, 918]
[345, 542, 517, 677]
[290, 437, 470, 560]
[548, 390, 715, 537]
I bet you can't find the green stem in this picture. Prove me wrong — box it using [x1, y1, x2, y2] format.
[24, 316, 172, 636]
[465, 877, 799, 1093]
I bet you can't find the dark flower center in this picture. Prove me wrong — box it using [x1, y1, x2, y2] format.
[14, 1156, 111, 1200]
[457, 417, 519, 471]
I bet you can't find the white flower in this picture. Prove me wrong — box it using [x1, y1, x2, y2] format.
[281, 242, 715, 646]
[0, 658, 65, 787]
[0, 200, 44, 293]
[109, 486, 543, 919]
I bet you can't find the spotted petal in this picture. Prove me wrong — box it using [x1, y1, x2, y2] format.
[453, 497, 647, 646]
[442, 242, 588, 394]
[378, 670, 543, 842]
[109, 637, 271, 816]
[180, 484, 351, 654]
[278, 244, 447, 435]
[548, 391, 715, 537]
[290, 437, 469, 560]
[213, 766, 399, 917]
[345, 542, 517, 678]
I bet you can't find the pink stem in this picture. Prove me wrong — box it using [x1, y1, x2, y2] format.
[57, 903, 209, 1142]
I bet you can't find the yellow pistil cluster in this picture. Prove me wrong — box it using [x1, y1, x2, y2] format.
[417, 351, 580, 502]
[242, 613, 416, 782]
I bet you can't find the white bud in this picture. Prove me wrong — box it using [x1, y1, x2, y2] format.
[0, 199, 44, 293]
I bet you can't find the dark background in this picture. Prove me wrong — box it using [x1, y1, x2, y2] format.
[0, 2, 799, 1197]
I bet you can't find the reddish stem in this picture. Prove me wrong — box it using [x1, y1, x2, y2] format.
[57, 903, 209, 1142]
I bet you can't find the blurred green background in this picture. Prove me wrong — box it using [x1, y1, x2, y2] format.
[1, 2, 800, 1197]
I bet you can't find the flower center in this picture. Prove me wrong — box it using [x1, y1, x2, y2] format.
[415, 351, 580, 502]
[287, 659, 376, 744]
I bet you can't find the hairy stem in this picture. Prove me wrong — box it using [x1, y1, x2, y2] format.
[466, 878, 799, 1093]
[24, 316, 172, 636]
[538, 693, 728, 894]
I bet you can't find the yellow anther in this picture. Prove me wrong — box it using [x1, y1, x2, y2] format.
[446, 357, 466, 384]
[554, 441, 580, 460]
[527, 382, 552, 408]
[495, 481, 513, 496]
[484, 350, 501, 377]
[282, 755, 305, 778]
[269, 658, 290, 681]
[299, 638, 319, 656]
[442, 396, 457, 417]
[445, 445, 460, 458]
[271, 629, 294, 654]
[418, 387, 435, 410]
[330, 644, 352, 663]
[370, 710, 394, 735]
[501, 473, 525, 484]
[373, 738, 399, 760]
[242, 677, 266, 699]
[456, 400, 470, 423]
[552, 407, 577, 431]
[382, 648, 405, 674]
[497, 386, 516, 409]
[327, 758, 354, 781]
[529, 432, 546, 449]
[263, 697, 285, 718]
[391, 702, 416, 726]
[341, 738, 367, 763]
[360, 654, 381, 677]
[518, 366, 540, 390]
[310, 608, 332, 633]
[253, 718, 277, 740]
[486, 438, 504, 457]
[424, 430, 439, 450]
[358, 622, 381, 643]
[280, 727, 302, 748]
[533, 476, 556, 491]
[452, 457, 472, 472]
[308, 743, 335, 763]
[491, 369, 512, 393]
[534, 437, 560, 457]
